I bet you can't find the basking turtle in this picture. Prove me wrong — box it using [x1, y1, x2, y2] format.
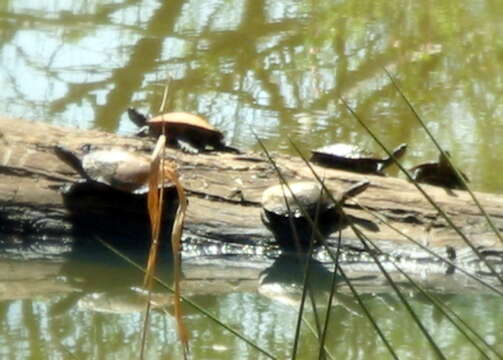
[410, 151, 469, 189]
[261, 180, 370, 250]
[310, 143, 407, 175]
[127, 107, 240, 154]
[54, 145, 155, 194]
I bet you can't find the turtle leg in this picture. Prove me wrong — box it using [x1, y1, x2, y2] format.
[176, 138, 200, 154]
[134, 125, 150, 137]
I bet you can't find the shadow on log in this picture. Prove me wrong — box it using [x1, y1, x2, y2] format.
[61, 182, 178, 248]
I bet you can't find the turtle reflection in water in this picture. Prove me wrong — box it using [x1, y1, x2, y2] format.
[410, 151, 469, 189]
[127, 107, 240, 154]
[258, 253, 366, 313]
[77, 288, 173, 314]
[261, 180, 370, 250]
[311, 143, 407, 175]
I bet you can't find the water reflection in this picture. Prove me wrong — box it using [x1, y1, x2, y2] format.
[2, 1, 503, 358]
[2, 0, 503, 190]
[1, 251, 502, 359]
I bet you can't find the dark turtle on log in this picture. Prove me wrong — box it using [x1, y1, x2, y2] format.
[54, 145, 156, 194]
[410, 151, 469, 189]
[261, 180, 370, 250]
[310, 143, 407, 175]
[127, 108, 240, 154]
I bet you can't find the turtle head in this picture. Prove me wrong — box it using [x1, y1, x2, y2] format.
[54, 145, 87, 178]
[127, 107, 148, 127]
[379, 143, 408, 172]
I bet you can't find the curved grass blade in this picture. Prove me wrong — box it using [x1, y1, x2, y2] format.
[142, 135, 189, 358]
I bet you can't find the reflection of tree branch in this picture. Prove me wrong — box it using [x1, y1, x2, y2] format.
[0, 1, 140, 27]
[95, 0, 186, 130]
[49, 1, 185, 130]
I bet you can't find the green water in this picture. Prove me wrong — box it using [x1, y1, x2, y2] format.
[1, 251, 502, 359]
[1, 0, 503, 358]
[2, 0, 503, 192]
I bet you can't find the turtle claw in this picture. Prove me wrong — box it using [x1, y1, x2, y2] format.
[134, 126, 150, 137]
[177, 139, 200, 154]
[59, 183, 74, 194]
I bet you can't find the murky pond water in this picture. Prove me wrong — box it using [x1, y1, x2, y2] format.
[1, 247, 502, 359]
[2, 0, 503, 359]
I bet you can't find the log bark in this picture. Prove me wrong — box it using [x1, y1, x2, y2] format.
[1, 115, 503, 263]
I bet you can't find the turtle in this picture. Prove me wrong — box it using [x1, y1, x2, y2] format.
[260, 180, 370, 250]
[54, 145, 156, 194]
[410, 151, 469, 189]
[310, 143, 408, 175]
[127, 107, 240, 154]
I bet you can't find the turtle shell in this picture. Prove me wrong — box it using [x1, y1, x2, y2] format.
[260, 180, 369, 250]
[55, 146, 154, 194]
[81, 150, 152, 193]
[147, 112, 226, 152]
[410, 152, 469, 189]
[147, 112, 220, 134]
[311, 143, 407, 174]
[261, 182, 333, 218]
[313, 144, 377, 160]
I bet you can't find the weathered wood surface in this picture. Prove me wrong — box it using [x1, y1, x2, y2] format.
[1, 115, 503, 257]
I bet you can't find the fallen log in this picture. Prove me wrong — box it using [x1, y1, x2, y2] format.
[1, 115, 503, 266]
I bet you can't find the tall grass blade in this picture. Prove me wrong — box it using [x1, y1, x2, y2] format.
[339, 96, 503, 285]
[289, 139, 446, 359]
[355, 228, 448, 359]
[254, 133, 399, 360]
[355, 200, 503, 296]
[361, 231, 499, 359]
[95, 236, 277, 360]
[291, 191, 325, 359]
[318, 230, 343, 360]
[383, 67, 503, 250]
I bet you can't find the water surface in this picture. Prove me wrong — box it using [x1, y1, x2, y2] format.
[1, 1, 503, 359]
[1, 0, 503, 191]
